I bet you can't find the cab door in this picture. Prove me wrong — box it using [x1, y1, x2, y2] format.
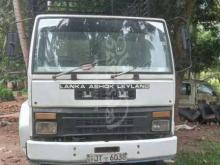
[179, 82, 196, 108]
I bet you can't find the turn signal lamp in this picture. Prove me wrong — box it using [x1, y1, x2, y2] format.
[152, 111, 171, 118]
[35, 113, 57, 120]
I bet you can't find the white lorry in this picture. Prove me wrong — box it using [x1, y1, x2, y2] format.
[19, 14, 177, 164]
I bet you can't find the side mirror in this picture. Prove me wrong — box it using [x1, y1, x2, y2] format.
[7, 32, 21, 58]
[181, 26, 192, 55]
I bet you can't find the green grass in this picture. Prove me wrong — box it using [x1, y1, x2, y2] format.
[12, 88, 28, 97]
[173, 142, 220, 165]
[0, 86, 14, 101]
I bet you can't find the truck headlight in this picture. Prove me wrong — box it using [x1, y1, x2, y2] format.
[152, 120, 170, 132]
[36, 122, 57, 135]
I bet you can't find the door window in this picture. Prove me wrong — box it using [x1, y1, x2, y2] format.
[180, 83, 191, 95]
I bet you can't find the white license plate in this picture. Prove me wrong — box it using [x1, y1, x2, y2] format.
[87, 152, 127, 163]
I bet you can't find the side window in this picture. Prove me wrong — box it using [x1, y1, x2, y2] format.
[180, 83, 191, 95]
[197, 84, 214, 95]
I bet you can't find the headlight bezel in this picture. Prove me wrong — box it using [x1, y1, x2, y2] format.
[151, 119, 170, 132]
[35, 121, 58, 135]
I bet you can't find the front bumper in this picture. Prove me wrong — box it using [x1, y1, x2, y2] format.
[27, 136, 177, 164]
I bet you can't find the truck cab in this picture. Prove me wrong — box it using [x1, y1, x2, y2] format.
[179, 80, 219, 109]
[19, 14, 177, 164]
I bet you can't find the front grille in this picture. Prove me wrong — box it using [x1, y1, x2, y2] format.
[33, 107, 171, 141]
[61, 110, 149, 136]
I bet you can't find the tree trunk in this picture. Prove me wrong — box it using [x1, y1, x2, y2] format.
[174, 0, 197, 106]
[13, 0, 29, 67]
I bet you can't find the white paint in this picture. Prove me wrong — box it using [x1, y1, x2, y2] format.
[19, 100, 31, 154]
[27, 137, 177, 162]
[31, 80, 175, 107]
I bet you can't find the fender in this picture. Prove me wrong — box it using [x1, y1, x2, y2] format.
[19, 100, 31, 154]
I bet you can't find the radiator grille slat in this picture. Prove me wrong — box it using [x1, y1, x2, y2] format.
[60, 108, 151, 139]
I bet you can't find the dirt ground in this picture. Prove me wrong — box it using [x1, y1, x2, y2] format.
[176, 124, 220, 153]
[0, 97, 220, 165]
[0, 97, 28, 165]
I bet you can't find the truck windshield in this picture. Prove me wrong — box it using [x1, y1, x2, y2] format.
[33, 17, 172, 74]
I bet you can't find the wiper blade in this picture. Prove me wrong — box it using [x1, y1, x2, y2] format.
[52, 61, 97, 80]
[111, 66, 137, 79]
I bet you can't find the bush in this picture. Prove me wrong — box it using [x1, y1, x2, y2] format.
[0, 86, 14, 101]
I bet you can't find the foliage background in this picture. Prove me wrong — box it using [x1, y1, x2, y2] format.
[0, 0, 25, 82]
[0, 0, 219, 86]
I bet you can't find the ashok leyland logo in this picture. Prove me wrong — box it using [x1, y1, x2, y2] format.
[60, 84, 150, 89]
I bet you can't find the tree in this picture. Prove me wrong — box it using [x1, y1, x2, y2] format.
[13, 0, 29, 67]
[191, 0, 220, 73]
[0, 0, 15, 54]
[192, 26, 220, 72]
[0, 0, 25, 80]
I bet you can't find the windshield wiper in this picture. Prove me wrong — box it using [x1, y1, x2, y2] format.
[111, 66, 138, 79]
[52, 61, 98, 80]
